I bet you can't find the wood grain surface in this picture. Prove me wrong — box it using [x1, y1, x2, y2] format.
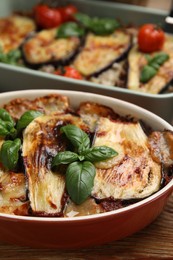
[0, 193, 172, 259]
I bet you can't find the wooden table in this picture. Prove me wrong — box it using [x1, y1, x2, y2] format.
[0, 194, 172, 259]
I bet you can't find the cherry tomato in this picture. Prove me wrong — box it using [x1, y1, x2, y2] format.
[59, 5, 78, 22]
[138, 24, 165, 53]
[34, 5, 62, 29]
[55, 66, 82, 80]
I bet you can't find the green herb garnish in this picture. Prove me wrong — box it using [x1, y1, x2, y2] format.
[0, 48, 21, 65]
[66, 161, 95, 205]
[52, 124, 118, 204]
[0, 108, 16, 138]
[0, 109, 43, 170]
[74, 13, 91, 28]
[89, 17, 120, 35]
[16, 110, 43, 134]
[57, 22, 85, 38]
[57, 13, 120, 39]
[0, 138, 21, 170]
[140, 52, 169, 83]
[75, 12, 120, 36]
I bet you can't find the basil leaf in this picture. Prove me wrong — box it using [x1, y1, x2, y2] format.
[149, 52, 169, 67]
[0, 120, 10, 137]
[74, 13, 119, 35]
[0, 138, 21, 170]
[60, 124, 90, 153]
[141, 52, 169, 83]
[16, 110, 43, 133]
[0, 109, 16, 138]
[52, 151, 78, 167]
[74, 13, 92, 27]
[140, 65, 157, 83]
[57, 22, 85, 38]
[83, 146, 118, 162]
[145, 54, 152, 63]
[149, 62, 160, 70]
[0, 108, 14, 126]
[90, 18, 119, 35]
[66, 161, 96, 204]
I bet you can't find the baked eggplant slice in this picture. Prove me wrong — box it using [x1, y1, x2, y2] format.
[73, 30, 132, 77]
[76, 101, 120, 132]
[4, 94, 70, 121]
[22, 114, 89, 216]
[91, 117, 162, 200]
[34, 94, 71, 115]
[127, 34, 173, 94]
[22, 28, 82, 68]
[0, 15, 36, 54]
[148, 130, 173, 167]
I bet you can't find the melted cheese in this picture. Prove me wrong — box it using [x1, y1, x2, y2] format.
[73, 31, 131, 76]
[0, 15, 36, 53]
[23, 28, 80, 64]
[64, 198, 103, 217]
[92, 117, 161, 200]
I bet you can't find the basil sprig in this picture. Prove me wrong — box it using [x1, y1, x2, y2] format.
[0, 109, 43, 170]
[57, 13, 120, 38]
[140, 52, 169, 83]
[0, 138, 21, 170]
[52, 124, 117, 204]
[74, 12, 120, 35]
[57, 22, 85, 38]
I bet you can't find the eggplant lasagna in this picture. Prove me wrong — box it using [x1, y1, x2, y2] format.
[0, 4, 173, 94]
[0, 94, 172, 217]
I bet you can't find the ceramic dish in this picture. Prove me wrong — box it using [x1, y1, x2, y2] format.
[0, 89, 172, 249]
[0, 0, 172, 123]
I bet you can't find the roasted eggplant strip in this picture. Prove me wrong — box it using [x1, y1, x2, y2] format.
[3, 98, 42, 121]
[0, 15, 36, 54]
[34, 94, 71, 115]
[76, 101, 120, 132]
[127, 35, 173, 94]
[22, 114, 89, 216]
[22, 28, 82, 68]
[73, 30, 132, 77]
[91, 117, 162, 200]
[148, 130, 173, 167]
[4, 94, 70, 121]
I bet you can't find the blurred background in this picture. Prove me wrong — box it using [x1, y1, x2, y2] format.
[110, 0, 171, 10]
